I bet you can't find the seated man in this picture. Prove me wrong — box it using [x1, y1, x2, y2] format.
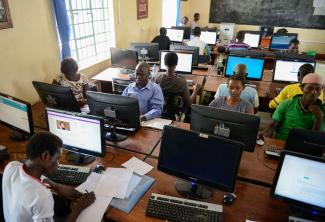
[151, 27, 171, 51]
[261, 73, 324, 141]
[214, 64, 259, 113]
[151, 51, 200, 114]
[122, 62, 164, 121]
[287, 38, 300, 54]
[2, 132, 95, 221]
[227, 31, 251, 52]
[179, 16, 189, 27]
[187, 27, 211, 63]
[269, 63, 323, 109]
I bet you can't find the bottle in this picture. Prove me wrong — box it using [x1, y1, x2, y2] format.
[151, 64, 157, 77]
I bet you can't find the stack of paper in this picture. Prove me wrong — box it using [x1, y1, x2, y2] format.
[141, 118, 172, 130]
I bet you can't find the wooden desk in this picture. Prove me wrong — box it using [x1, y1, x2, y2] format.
[107, 158, 288, 222]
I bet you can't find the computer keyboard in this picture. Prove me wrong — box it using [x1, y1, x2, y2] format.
[146, 193, 223, 222]
[46, 164, 91, 186]
[264, 146, 282, 158]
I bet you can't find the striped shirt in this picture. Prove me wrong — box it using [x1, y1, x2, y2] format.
[227, 41, 251, 52]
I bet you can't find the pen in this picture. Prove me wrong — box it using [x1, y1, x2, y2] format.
[85, 189, 89, 193]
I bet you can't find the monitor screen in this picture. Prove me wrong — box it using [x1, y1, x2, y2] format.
[129, 43, 159, 61]
[270, 34, 298, 50]
[110, 47, 138, 70]
[0, 93, 34, 135]
[244, 33, 260, 48]
[169, 45, 199, 66]
[171, 26, 191, 39]
[166, 28, 184, 42]
[160, 51, 193, 74]
[273, 60, 315, 83]
[200, 31, 217, 45]
[158, 125, 243, 192]
[46, 108, 105, 157]
[272, 152, 325, 211]
[225, 55, 265, 80]
[191, 104, 260, 152]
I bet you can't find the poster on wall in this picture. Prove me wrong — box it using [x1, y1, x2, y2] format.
[137, 0, 148, 19]
[0, 0, 12, 29]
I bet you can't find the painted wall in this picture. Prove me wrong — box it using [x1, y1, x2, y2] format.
[183, 0, 325, 53]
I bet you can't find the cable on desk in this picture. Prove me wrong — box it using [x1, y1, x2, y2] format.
[256, 148, 277, 171]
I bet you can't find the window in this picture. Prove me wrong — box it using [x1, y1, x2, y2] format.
[162, 0, 180, 28]
[65, 0, 115, 67]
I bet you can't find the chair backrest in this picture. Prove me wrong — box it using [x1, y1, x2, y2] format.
[162, 92, 184, 121]
[112, 78, 134, 95]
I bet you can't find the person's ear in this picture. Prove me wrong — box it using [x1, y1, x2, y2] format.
[41, 151, 51, 162]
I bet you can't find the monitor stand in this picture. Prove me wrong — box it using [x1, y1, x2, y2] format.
[105, 125, 127, 142]
[10, 130, 29, 141]
[288, 204, 324, 222]
[65, 151, 95, 165]
[175, 179, 214, 200]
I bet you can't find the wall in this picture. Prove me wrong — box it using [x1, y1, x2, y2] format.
[183, 0, 325, 54]
[113, 0, 162, 49]
[0, 0, 61, 104]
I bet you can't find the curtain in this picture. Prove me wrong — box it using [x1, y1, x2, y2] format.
[176, 0, 181, 26]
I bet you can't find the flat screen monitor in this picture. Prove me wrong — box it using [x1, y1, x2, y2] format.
[225, 55, 265, 81]
[0, 92, 34, 137]
[86, 91, 141, 141]
[169, 44, 199, 66]
[200, 31, 217, 45]
[160, 50, 193, 74]
[166, 28, 184, 42]
[270, 33, 298, 50]
[273, 59, 316, 83]
[129, 42, 159, 61]
[158, 125, 243, 197]
[110, 47, 138, 70]
[32, 81, 80, 112]
[171, 26, 192, 40]
[243, 31, 261, 48]
[271, 151, 325, 215]
[191, 104, 260, 152]
[284, 128, 325, 158]
[46, 108, 105, 163]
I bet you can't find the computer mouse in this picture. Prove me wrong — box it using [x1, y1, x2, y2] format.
[223, 193, 236, 205]
[93, 165, 105, 174]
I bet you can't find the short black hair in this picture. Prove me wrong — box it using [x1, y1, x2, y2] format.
[164, 51, 178, 67]
[227, 74, 246, 87]
[236, 31, 245, 42]
[298, 63, 315, 78]
[289, 38, 300, 46]
[276, 28, 288, 34]
[26, 132, 62, 159]
[194, 13, 200, 17]
[193, 27, 201, 36]
[61, 57, 78, 77]
[160, 27, 167, 36]
[183, 16, 189, 21]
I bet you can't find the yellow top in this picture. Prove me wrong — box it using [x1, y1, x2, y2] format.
[269, 83, 324, 109]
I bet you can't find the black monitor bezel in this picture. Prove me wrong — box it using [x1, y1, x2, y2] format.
[272, 58, 316, 83]
[0, 92, 34, 136]
[169, 44, 200, 66]
[271, 150, 325, 213]
[166, 28, 184, 43]
[242, 30, 261, 49]
[110, 47, 139, 70]
[45, 107, 106, 158]
[158, 125, 243, 193]
[224, 54, 265, 81]
[270, 33, 299, 51]
[159, 50, 193, 74]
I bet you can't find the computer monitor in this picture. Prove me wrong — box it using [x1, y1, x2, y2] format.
[225, 55, 265, 81]
[273, 59, 316, 83]
[171, 26, 192, 40]
[129, 42, 159, 61]
[86, 91, 141, 141]
[271, 151, 325, 219]
[158, 125, 243, 199]
[200, 31, 217, 45]
[270, 33, 298, 50]
[46, 108, 105, 164]
[110, 47, 138, 70]
[0, 92, 34, 140]
[160, 50, 193, 74]
[284, 128, 325, 158]
[32, 81, 80, 112]
[190, 104, 260, 152]
[169, 44, 199, 66]
[243, 31, 261, 48]
[166, 28, 184, 42]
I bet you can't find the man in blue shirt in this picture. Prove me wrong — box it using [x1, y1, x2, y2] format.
[122, 62, 164, 121]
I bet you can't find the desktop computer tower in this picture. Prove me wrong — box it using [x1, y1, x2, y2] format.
[219, 23, 235, 45]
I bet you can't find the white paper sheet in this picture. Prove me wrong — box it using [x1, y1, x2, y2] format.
[76, 172, 102, 193]
[141, 118, 172, 130]
[76, 196, 113, 222]
[313, 0, 325, 7]
[125, 173, 143, 198]
[314, 7, 325, 15]
[122, 157, 154, 175]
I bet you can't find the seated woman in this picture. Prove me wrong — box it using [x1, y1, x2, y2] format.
[209, 74, 254, 114]
[53, 57, 90, 106]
